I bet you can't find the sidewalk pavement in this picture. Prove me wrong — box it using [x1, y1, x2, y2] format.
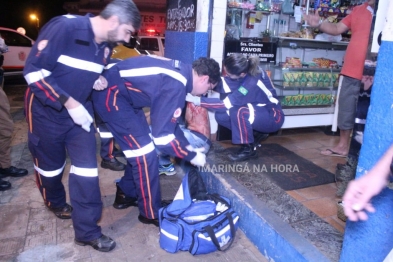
[0, 91, 267, 261]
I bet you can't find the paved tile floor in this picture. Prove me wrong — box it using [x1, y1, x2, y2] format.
[1, 84, 348, 261]
[0, 85, 267, 262]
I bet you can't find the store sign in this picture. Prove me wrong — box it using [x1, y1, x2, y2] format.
[166, 0, 197, 32]
[225, 40, 277, 63]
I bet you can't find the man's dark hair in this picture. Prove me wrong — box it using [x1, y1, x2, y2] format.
[100, 0, 141, 30]
[192, 57, 221, 85]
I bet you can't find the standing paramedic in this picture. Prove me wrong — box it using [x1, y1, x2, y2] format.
[92, 56, 221, 227]
[187, 54, 284, 162]
[304, 0, 375, 157]
[23, 0, 141, 252]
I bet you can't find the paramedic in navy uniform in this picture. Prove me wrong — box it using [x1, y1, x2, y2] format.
[92, 56, 221, 227]
[187, 54, 284, 161]
[23, 0, 141, 252]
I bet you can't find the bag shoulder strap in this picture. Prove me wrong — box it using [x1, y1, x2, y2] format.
[203, 212, 236, 252]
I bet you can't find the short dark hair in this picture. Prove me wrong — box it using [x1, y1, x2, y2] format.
[100, 0, 141, 30]
[192, 57, 221, 85]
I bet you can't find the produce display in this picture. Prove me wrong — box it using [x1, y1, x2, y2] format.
[280, 94, 335, 107]
[282, 71, 339, 88]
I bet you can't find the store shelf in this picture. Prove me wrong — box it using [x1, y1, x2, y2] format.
[278, 37, 348, 50]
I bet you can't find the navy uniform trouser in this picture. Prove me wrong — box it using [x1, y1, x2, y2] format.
[215, 104, 284, 144]
[94, 94, 161, 219]
[26, 105, 102, 242]
[95, 114, 116, 161]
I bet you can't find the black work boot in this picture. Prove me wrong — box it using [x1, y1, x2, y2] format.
[101, 158, 126, 171]
[47, 203, 73, 219]
[75, 234, 116, 252]
[0, 178, 11, 191]
[113, 183, 138, 209]
[228, 144, 257, 161]
[253, 131, 269, 149]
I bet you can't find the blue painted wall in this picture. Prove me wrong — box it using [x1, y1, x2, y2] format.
[165, 31, 209, 63]
[340, 41, 393, 261]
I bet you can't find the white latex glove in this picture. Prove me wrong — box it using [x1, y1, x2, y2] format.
[185, 93, 201, 106]
[187, 146, 206, 166]
[67, 104, 93, 132]
[93, 75, 108, 90]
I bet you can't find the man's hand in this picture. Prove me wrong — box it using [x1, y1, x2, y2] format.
[65, 98, 93, 132]
[343, 172, 388, 221]
[186, 93, 201, 106]
[93, 75, 108, 90]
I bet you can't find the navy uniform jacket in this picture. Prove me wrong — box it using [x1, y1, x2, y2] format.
[95, 56, 197, 161]
[23, 14, 112, 125]
[200, 70, 281, 111]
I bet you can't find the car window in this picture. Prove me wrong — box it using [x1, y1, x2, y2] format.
[161, 38, 165, 48]
[139, 38, 159, 52]
[0, 30, 32, 47]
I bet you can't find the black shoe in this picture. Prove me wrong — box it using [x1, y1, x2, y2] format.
[228, 144, 258, 162]
[113, 183, 138, 209]
[113, 147, 125, 158]
[101, 158, 126, 171]
[0, 178, 11, 191]
[75, 234, 116, 252]
[47, 203, 73, 219]
[253, 131, 269, 149]
[0, 166, 28, 178]
[138, 214, 159, 227]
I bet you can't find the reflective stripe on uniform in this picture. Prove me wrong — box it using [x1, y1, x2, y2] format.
[70, 165, 98, 177]
[97, 128, 113, 138]
[124, 142, 155, 158]
[119, 67, 187, 86]
[24, 69, 52, 85]
[153, 134, 175, 146]
[57, 55, 104, 73]
[223, 97, 232, 109]
[221, 77, 232, 93]
[34, 161, 66, 177]
[247, 103, 255, 124]
[257, 80, 278, 104]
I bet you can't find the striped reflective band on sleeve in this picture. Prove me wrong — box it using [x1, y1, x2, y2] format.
[257, 80, 278, 104]
[119, 67, 187, 86]
[24, 69, 52, 85]
[123, 142, 155, 158]
[153, 134, 175, 146]
[355, 118, 366, 124]
[247, 103, 255, 124]
[57, 55, 105, 73]
[34, 161, 66, 177]
[223, 97, 233, 109]
[70, 165, 98, 177]
[97, 128, 113, 138]
[221, 77, 231, 93]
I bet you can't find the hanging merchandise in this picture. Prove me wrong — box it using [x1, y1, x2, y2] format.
[282, 0, 294, 15]
[246, 11, 256, 29]
[225, 9, 240, 40]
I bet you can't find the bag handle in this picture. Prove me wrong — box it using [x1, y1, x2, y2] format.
[204, 212, 236, 252]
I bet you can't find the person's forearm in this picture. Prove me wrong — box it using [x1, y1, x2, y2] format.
[318, 21, 344, 36]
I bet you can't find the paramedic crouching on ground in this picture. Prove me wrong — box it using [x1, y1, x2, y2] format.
[187, 54, 284, 161]
[23, 0, 141, 252]
[92, 56, 221, 227]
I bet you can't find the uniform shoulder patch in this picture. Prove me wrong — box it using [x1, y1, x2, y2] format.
[238, 86, 248, 96]
[173, 107, 182, 118]
[37, 40, 48, 51]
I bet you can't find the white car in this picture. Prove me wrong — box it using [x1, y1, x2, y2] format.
[0, 27, 34, 71]
[137, 36, 165, 57]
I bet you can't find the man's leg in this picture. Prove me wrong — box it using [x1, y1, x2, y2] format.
[322, 76, 361, 156]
